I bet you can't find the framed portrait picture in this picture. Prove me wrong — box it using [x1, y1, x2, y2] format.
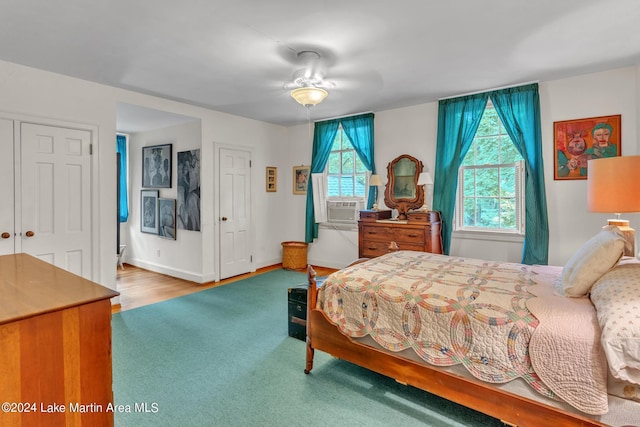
[142, 143, 172, 188]
[266, 166, 277, 192]
[158, 198, 177, 240]
[554, 115, 621, 180]
[177, 149, 201, 232]
[140, 190, 159, 234]
[293, 165, 310, 195]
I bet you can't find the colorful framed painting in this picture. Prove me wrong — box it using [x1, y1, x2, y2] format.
[140, 190, 159, 234]
[266, 166, 277, 192]
[293, 165, 310, 195]
[554, 114, 621, 180]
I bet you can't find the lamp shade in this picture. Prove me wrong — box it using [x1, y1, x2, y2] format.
[417, 172, 433, 186]
[588, 156, 640, 213]
[370, 174, 382, 186]
[290, 87, 328, 106]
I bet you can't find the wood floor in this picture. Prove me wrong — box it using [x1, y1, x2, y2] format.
[113, 263, 337, 314]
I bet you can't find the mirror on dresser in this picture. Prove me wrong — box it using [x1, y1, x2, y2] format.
[383, 154, 424, 219]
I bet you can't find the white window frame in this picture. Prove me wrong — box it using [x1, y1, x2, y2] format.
[319, 125, 369, 226]
[453, 104, 525, 241]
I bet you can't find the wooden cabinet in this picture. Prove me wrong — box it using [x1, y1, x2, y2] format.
[0, 253, 119, 426]
[358, 210, 442, 258]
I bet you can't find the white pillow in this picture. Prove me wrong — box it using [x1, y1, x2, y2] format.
[590, 261, 640, 384]
[561, 226, 625, 297]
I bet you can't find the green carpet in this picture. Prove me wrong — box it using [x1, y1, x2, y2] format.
[112, 269, 504, 426]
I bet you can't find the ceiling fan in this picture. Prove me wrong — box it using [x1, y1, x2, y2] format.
[284, 50, 335, 106]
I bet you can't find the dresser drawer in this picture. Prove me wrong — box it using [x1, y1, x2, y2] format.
[360, 240, 392, 258]
[361, 225, 394, 241]
[393, 227, 426, 243]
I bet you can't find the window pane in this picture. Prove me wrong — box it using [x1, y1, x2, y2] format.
[328, 152, 340, 174]
[333, 132, 342, 149]
[500, 166, 516, 197]
[355, 175, 366, 196]
[327, 175, 339, 197]
[477, 198, 500, 228]
[500, 198, 517, 229]
[342, 151, 354, 174]
[462, 144, 475, 166]
[340, 175, 354, 196]
[475, 137, 499, 165]
[477, 168, 498, 197]
[463, 197, 476, 226]
[462, 168, 475, 197]
[476, 108, 499, 136]
[355, 156, 367, 173]
[500, 140, 520, 164]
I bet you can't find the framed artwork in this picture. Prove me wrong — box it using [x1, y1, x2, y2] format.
[158, 198, 177, 240]
[554, 114, 621, 180]
[266, 166, 277, 192]
[142, 143, 172, 188]
[140, 190, 159, 234]
[293, 165, 310, 195]
[177, 149, 201, 231]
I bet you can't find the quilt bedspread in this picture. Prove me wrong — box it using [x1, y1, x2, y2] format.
[318, 251, 557, 398]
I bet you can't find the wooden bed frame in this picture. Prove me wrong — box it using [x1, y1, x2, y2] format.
[304, 265, 606, 427]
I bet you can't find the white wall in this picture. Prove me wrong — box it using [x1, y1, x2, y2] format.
[291, 66, 640, 268]
[1, 58, 637, 289]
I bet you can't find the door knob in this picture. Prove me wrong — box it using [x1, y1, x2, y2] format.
[25, 230, 35, 237]
[221, 217, 228, 222]
[1, 232, 10, 239]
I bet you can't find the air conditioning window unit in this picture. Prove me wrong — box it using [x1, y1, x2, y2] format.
[327, 200, 363, 223]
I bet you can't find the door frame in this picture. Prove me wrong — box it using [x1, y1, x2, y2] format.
[3, 111, 99, 282]
[213, 142, 254, 282]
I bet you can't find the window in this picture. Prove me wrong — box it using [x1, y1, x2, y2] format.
[455, 102, 525, 235]
[326, 124, 367, 199]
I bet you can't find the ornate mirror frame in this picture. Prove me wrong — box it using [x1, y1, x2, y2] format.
[383, 154, 424, 219]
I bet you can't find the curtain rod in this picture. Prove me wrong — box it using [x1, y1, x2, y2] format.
[438, 81, 539, 101]
[315, 110, 373, 123]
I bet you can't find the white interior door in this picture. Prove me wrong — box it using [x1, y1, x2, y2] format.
[219, 147, 252, 279]
[19, 123, 92, 278]
[0, 119, 15, 255]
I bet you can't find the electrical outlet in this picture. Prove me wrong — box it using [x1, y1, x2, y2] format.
[156, 249, 161, 257]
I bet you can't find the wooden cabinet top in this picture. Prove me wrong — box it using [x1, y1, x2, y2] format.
[0, 253, 119, 325]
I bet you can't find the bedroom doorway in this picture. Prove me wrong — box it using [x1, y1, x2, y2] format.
[218, 147, 252, 280]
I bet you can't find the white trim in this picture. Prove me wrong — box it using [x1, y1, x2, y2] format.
[452, 230, 524, 243]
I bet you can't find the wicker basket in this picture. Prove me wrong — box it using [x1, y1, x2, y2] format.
[281, 241, 308, 270]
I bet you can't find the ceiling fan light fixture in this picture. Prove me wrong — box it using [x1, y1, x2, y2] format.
[290, 86, 328, 107]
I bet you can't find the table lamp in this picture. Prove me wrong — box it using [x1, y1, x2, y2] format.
[417, 172, 434, 211]
[370, 174, 382, 210]
[587, 155, 640, 257]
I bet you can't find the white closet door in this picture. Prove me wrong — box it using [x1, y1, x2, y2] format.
[0, 119, 14, 255]
[19, 123, 92, 278]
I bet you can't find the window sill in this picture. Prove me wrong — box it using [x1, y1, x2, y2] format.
[319, 222, 358, 232]
[452, 230, 524, 243]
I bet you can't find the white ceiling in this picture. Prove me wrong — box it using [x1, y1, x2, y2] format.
[2, 0, 640, 131]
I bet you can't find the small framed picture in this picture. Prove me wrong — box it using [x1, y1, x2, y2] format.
[266, 166, 277, 192]
[158, 198, 177, 240]
[141, 190, 159, 234]
[553, 114, 621, 180]
[142, 143, 172, 188]
[293, 165, 310, 195]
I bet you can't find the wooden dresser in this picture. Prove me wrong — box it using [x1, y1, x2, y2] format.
[358, 210, 443, 258]
[0, 253, 119, 426]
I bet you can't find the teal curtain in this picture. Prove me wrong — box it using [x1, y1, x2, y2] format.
[490, 84, 548, 264]
[116, 134, 129, 222]
[339, 113, 376, 209]
[432, 94, 488, 255]
[304, 120, 340, 243]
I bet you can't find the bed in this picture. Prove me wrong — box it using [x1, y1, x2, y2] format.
[304, 227, 640, 427]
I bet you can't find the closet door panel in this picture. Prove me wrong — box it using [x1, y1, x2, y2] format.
[0, 119, 14, 256]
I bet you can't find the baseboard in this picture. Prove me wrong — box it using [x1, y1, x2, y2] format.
[125, 258, 205, 283]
